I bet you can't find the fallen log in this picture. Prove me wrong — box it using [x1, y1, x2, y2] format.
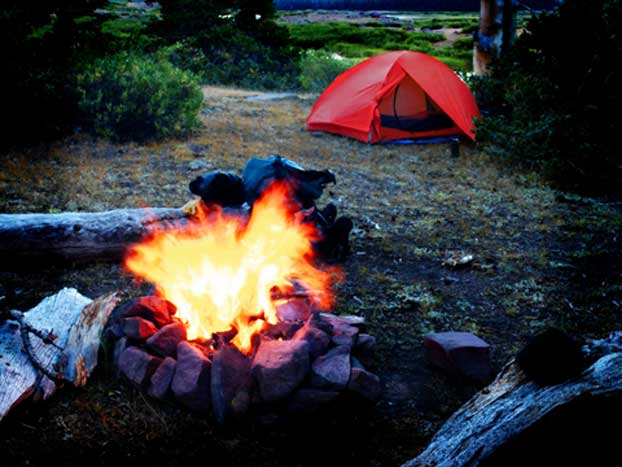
[0, 288, 119, 420]
[402, 348, 622, 467]
[0, 208, 187, 264]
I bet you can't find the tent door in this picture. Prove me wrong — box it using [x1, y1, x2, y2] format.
[378, 75, 454, 132]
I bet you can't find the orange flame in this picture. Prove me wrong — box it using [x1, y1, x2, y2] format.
[125, 181, 338, 354]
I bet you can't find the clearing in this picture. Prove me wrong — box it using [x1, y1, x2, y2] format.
[0, 86, 621, 466]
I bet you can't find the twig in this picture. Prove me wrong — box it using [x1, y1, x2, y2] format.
[1, 309, 66, 384]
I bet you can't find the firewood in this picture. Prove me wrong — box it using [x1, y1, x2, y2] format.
[401, 349, 622, 467]
[0, 288, 119, 420]
[0, 208, 187, 264]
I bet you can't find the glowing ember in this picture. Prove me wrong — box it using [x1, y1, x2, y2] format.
[125, 181, 338, 354]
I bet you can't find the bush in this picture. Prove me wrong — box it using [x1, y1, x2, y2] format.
[155, 1, 300, 90]
[298, 50, 357, 93]
[475, 0, 622, 195]
[77, 52, 203, 141]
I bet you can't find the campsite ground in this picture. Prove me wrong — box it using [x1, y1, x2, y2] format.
[1, 87, 621, 466]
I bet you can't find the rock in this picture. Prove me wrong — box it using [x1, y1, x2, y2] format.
[252, 339, 310, 401]
[112, 336, 129, 379]
[148, 356, 176, 400]
[118, 347, 162, 389]
[188, 160, 211, 171]
[211, 345, 252, 423]
[146, 321, 187, 357]
[311, 345, 351, 390]
[187, 143, 209, 157]
[171, 341, 212, 412]
[319, 312, 366, 328]
[348, 367, 382, 402]
[424, 331, 492, 382]
[262, 321, 302, 341]
[353, 333, 376, 367]
[293, 319, 331, 360]
[287, 388, 340, 414]
[351, 356, 364, 369]
[276, 299, 311, 322]
[122, 296, 176, 328]
[331, 323, 359, 347]
[122, 317, 158, 340]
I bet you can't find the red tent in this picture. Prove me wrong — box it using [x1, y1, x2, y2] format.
[306, 51, 480, 143]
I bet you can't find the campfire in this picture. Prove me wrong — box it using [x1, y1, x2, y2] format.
[107, 156, 380, 422]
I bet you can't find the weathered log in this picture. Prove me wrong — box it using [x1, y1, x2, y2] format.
[402, 351, 622, 467]
[0, 208, 187, 264]
[0, 288, 119, 420]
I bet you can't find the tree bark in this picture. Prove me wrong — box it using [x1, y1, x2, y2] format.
[0, 288, 119, 420]
[474, 0, 516, 75]
[401, 351, 622, 467]
[0, 208, 187, 264]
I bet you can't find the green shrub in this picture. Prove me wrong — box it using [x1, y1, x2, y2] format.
[154, 1, 299, 90]
[288, 22, 411, 50]
[475, 0, 622, 195]
[77, 51, 203, 141]
[298, 49, 357, 93]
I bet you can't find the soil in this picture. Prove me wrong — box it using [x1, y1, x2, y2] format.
[1, 87, 621, 466]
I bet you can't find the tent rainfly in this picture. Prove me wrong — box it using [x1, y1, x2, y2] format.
[306, 51, 480, 143]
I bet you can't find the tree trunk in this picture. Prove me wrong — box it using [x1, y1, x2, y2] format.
[474, 0, 516, 75]
[0, 289, 119, 420]
[401, 351, 622, 467]
[0, 208, 188, 265]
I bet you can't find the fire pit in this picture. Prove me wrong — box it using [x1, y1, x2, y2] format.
[106, 157, 380, 423]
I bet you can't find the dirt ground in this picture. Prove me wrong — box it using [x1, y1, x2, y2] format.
[1, 88, 621, 466]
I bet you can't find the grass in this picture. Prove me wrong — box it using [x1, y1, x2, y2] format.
[1, 87, 621, 466]
[286, 19, 474, 71]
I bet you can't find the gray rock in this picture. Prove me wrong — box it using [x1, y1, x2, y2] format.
[148, 356, 176, 400]
[276, 299, 311, 322]
[252, 339, 310, 401]
[188, 160, 211, 171]
[424, 331, 492, 382]
[311, 345, 351, 390]
[211, 345, 252, 423]
[287, 388, 340, 414]
[353, 333, 376, 367]
[293, 319, 331, 360]
[171, 341, 212, 412]
[112, 336, 129, 379]
[331, 323, 359, 347]
[118, 346, 162, 389]
[122, 317, 158, 340]
[319, 312, 366, 328]
[146, 321, 187, 357]
[348, 367, 382, 402]
[262, 321, 302, 340]
[123, 296, 176, 328]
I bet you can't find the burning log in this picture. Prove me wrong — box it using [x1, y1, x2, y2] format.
[0, 288, 119, 420]
[0, 208, 188, 264]
[401, 341, 622, 467]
